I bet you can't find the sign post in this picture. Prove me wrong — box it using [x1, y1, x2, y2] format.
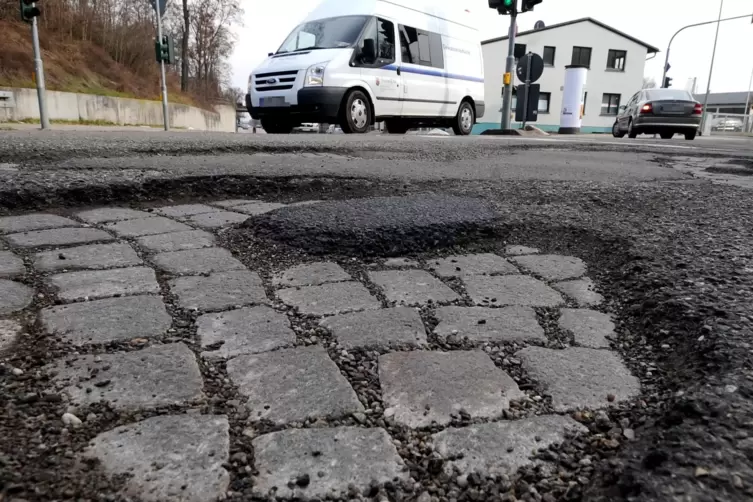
[30, 13, 49, 130]
[514, 52, 544, 126]
[151, 0, 169, 131]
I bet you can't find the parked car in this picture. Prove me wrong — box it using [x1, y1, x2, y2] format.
[711, 117, 743, 132]
[293, 123, 320, 133]
[612, 88, 702, 140]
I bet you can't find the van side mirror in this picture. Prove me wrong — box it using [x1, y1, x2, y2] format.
[268, 52, 273, 57]
[362, 39, 376, 63]
[618, 105, 626, 112]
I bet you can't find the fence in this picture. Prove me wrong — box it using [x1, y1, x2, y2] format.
[704, 112, 752, 136]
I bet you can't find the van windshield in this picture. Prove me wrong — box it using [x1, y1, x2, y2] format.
[277, 16, 369, 54]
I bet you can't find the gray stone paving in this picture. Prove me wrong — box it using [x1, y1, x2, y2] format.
[211, 199, 256, 208]
[320, 307, 427, 349]
[136, 229, 215, 253]
[151, 247, 246, 275]
[169, 270, 268, 311]
[5, 227, 114, 248]
[77, 208, 157, 224]
[40, 295, 172, 345]
[51, 267, 160, 302]
[227, 346, 364, 425]
[252, 427, 408, 499]
[197, 306, 296, 360]
[516, 346, 640, 412]
[52, 343, 205, 410]
[511, 254, 587, 281]
[85, 414, 229, 502]
[0, 319, 23, 352]
[434, 306, 545, 343]
[505, 245, 540, 256]
[184, 210, 248, 229]
[432, 415, 588, 476]
[383, 257, 419, 268]
[105, 217, 193, 237]
[0, 214, 79, 233]
[369, 269, 460, 306]
[379, 350, 522, 428]
[231, 201, 286, 215]
[0, 279, 34, 314]
[273, 261, 351, 287]
[277, 281, 380, 316]
[559, 309, 615, 349]
[155, 204, 220, 218]
[33, 242, 142, 272]
[0, 250, 25, 278]
[553, 278, 604, 306]
[464, 275, 565, 307]
[430, 253, 518, 277]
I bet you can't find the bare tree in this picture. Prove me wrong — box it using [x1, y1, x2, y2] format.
[181, 0, 190, 91]
[642, 77, 657, 89]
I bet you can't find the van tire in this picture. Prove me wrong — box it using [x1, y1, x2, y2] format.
[260, 119, 293, 134]
[385, 119, 409, 134]
[452, 101, 474, 136]
[340, 90, 372, 134]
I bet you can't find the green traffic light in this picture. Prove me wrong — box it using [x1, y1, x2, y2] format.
[504, 0, 513, 5]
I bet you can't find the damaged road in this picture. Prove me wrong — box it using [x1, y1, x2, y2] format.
[0, 131, 752, 502]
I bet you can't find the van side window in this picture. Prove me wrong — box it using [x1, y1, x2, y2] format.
[399, 25, 444, 69]
[355, 17, 395, 67]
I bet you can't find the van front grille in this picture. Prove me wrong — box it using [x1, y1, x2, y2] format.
[254, 70, 299, 92]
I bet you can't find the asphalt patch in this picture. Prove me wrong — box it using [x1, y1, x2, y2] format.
[241, 194, 500, 257]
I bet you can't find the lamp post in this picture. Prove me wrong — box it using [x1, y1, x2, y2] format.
[700, 0, 724, 133]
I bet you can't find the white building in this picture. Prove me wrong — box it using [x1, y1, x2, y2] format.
[475, 17, 659, 134]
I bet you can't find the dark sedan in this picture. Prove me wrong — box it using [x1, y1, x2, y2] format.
[612, 88, 702, 140]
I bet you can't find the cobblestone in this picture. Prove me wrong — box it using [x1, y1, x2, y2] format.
[511, 254, 587, 281]
[559, 308, 615, 349]
[52, 343, 205, 410]
[379, 350, 522, 428]
[231, 201, 286, 215]
[383, 257, 419, 268]
[136, 229, 215, 253]
[464, 275, 565, 307]
[151, 247, 246, 275]
[228, 346, 363, 425]
[433, 415, 588, 476]
[505, 245, 540, 256]
[40, 295, 172, 346]
[0, 279, 34, 314]
[184, 210, 248, 229]
[211, 199, 257, 208]
[273, 261, 351, 287]
[0, 319, 23, 352]
[197, 306, 296, 359]
[320, 307, 427, 349]
[0, 214, 79, 233]
[517, 346, 641, 411]
[277, 281, 380, 316]
[370, 269, 460, 306]
[85, 414, 229, 502]
[51, 267, 160, 302]
[553, 278, 604, 306]
[169, 270, 268, 311]
[155, 204, 220, 217]
[33, 242, 142, 272]
[252, 426, 407, 499]
[430, 253, 518, 277]
[105, 217, 193, 237]
[76, 208, 157, 224]
[434, 306, 545, 343]
[0, 250, 25, 278]
[5, 228, 114, 248]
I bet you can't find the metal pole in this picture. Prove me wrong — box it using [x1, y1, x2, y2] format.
[701, 0, 724, 133]
[500, 7, 517, 130]
[155, 7, 169, 131]
[744, 66, 753, 133]
[521, 52, 532, 129]
[30, 15, 49, 130]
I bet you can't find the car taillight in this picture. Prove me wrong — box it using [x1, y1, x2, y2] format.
[640, 103, 653, 114]
[693, 103, 703, 115]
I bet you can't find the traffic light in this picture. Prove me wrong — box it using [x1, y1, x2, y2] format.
[489, 0, 516, 15]
[521, 0, 542, 12]
[20, 0, 41, 23]
[663, 76, 672, 88]
[155, 35, 175, 64]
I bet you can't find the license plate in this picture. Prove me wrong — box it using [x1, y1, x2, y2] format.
[662, 104, 683, 113]
[259, 96, 287, 107]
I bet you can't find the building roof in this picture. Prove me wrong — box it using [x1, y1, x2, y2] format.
[692, 91, 753, 106]
[481, 17, 660, 54]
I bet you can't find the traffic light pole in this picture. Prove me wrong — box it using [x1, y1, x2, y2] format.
[700, 0, 724, 134]
[154, 6, 169, 131]
[30, 15, 49, 130]
[500, 10, 517, 130]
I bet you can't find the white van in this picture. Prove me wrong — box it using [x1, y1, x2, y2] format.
[245, 0, 484, 135]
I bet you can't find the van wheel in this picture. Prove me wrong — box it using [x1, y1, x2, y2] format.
[385, 119, 409, 134]
[260, 119, 293, 134]
[339, 90, 372, 134]
[452, 101, 474, 136]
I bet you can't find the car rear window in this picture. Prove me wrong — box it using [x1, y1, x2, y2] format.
[645, 89, 693, 101]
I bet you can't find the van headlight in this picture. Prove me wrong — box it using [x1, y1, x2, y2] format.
[304, 63, 327, 87]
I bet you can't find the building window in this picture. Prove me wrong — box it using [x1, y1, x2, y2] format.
[607, 49, 626, 71]
[538, 92, 551, 113]
[514, 43, 527, 60]
[601, 93, 621, 115]
[583, 92, 587, 115]
[571, 46, 592, 68]
[543, 46, 556, 66]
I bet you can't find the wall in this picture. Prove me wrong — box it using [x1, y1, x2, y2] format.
[476, 20, 650, 133]
[0, 88, 236, 132]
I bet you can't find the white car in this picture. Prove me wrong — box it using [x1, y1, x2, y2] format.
[245, 0, 485, 135]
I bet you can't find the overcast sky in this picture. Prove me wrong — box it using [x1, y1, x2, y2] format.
[229, 0, 753, 95]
